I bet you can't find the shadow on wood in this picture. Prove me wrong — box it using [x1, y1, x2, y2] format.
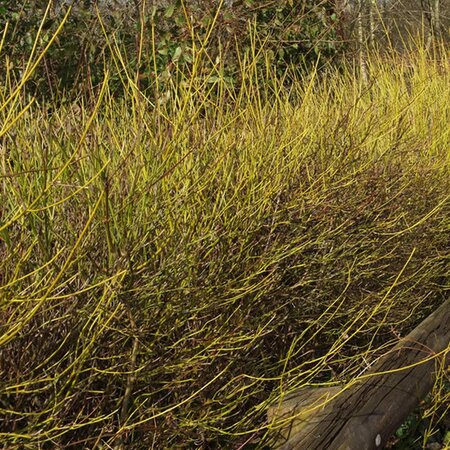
[268, 300, 450, 450]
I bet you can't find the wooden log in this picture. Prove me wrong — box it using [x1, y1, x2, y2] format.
[268, 300, 450, 450]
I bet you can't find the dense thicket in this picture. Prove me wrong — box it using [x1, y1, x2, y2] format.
[0, 2, 449, 449]
[1, 44, 449, 448]
[2, 0, 449, 101]
[0, 0, 342, 100]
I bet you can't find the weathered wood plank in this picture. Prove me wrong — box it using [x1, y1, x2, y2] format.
[268, 299, 450, 450]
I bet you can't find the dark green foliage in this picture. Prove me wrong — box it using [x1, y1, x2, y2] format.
[0, 0, 342, 100]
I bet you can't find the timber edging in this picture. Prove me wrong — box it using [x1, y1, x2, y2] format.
[268, 299, 450, 450]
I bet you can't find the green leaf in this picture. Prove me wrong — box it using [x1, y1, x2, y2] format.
[172, 46, 182, 63]
[183, 51, 192, 63]
[207, 75, 220, 83]
[164, 3, 176, 18]
[0, 228, 11, 249]
[175, 15, 185, 26]
[444, 431, 450, 445]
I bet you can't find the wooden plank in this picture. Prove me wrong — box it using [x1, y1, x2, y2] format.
[268, 300, 450, 450]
